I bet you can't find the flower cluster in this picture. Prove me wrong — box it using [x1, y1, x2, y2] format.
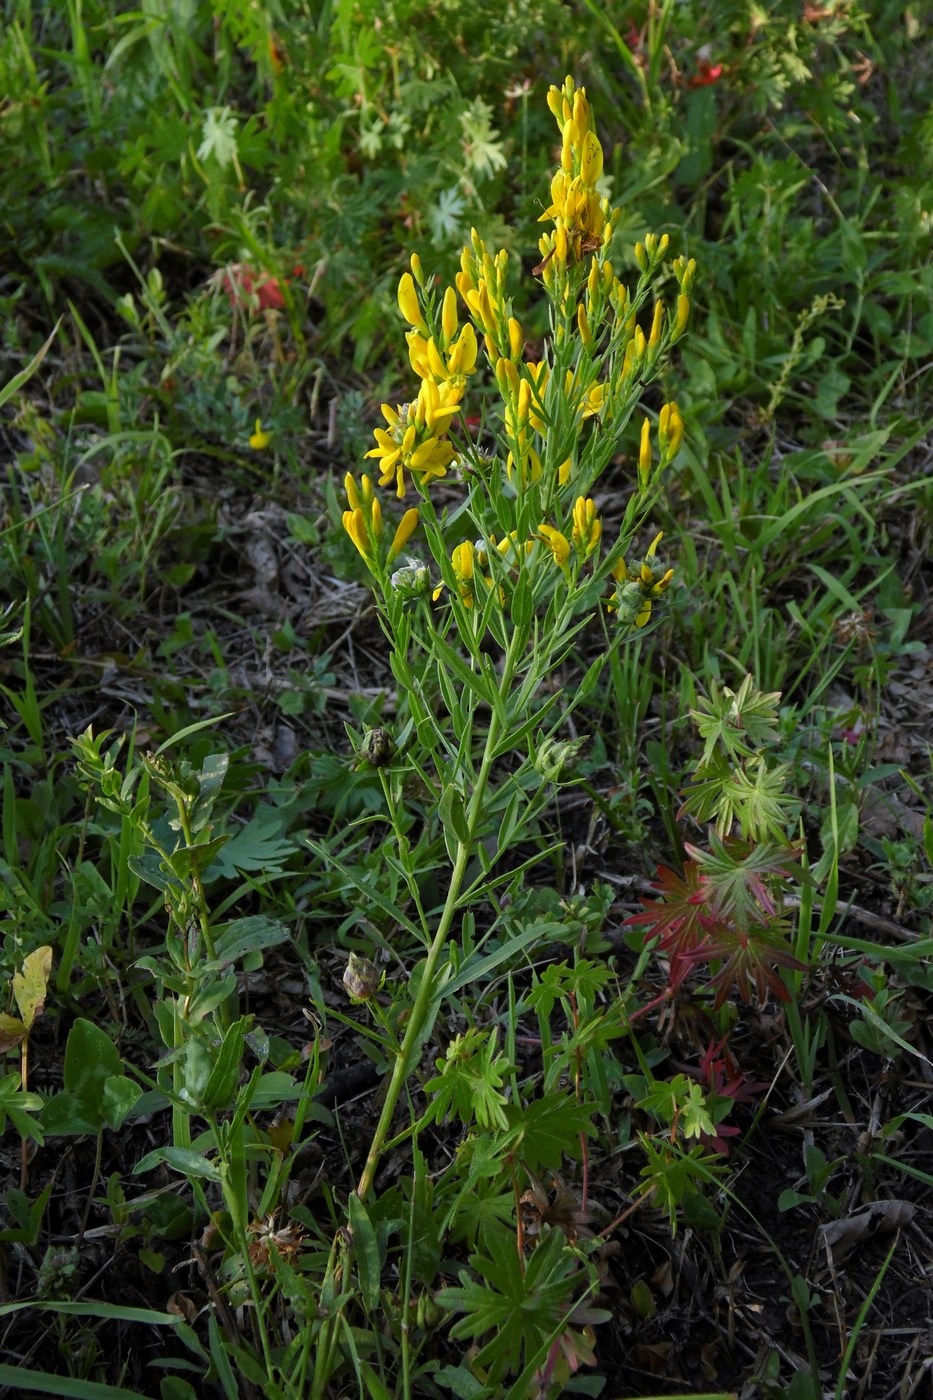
[340, 74, 697, 643]
[365, 264, 479, 498]
[537, 77, 621, 282]
[611, 531, 675, 628]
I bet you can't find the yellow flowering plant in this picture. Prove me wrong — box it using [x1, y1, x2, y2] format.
[318, 75, 695, 1394]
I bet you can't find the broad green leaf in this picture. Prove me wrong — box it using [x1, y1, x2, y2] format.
[63, 1019, 122, 1101]
[502, 1092, 598, 1171]
[42, 1092, 102, 1137]
[102, 1075, 142, 1132]
[213, 916, 290, 966]
[210, 810, 299, 879]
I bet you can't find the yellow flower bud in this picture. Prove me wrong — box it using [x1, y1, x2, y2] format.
[344, 472, 360, 511]
[571, 496, 601, 556]
[476, 283, 495, 334]
[577, 303, 594, 352]
[634, 241, 647, 272]
[649, 301, 663, 351]
[639, 417, 652, 491]
[388, 507, 420, 562]
[441, 286, 458, 345]
[397, 272, 427, 332]
[572, 89, 588, 136]
[658, 403, 685, 462]
[410, 252, 424, 286]
[249, 419, 271, 450]
[672, 293, 690, 341]
[495, 357, 519, 402]
[508, 317, 524, 360]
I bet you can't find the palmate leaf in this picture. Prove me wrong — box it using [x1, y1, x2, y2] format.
[437, 1224, 580, 1383]
[630, 841, 805, 1008]
[626, 859, 716, 953]
[691, 918, 804, 1009]
[423, 1028, 512, 1132]
[691, 674, 783, 766]
[685, 832, 806, 927]
[502, 1092, 598, 1172]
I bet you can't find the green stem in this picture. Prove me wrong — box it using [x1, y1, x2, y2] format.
[355, 837, 471, 1203]
[355, 608, 523, 1202]
[176, 803, 217, 963]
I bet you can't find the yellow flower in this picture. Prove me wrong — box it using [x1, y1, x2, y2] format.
[537, 523, 571, 574]
[406, 323, 478, 384]
[433, 539, 484, 607]
[647, 301, 663, 362]
[249, 419, 271, 450]
[343, 507, 372, 563]
[365, 382, 461, 498]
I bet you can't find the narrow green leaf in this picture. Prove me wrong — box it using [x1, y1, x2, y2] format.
[0, 321, 62, 411]
[0, 1299, 179, 1325]
[348, 1193, 382, 1313]
[0, 1361, 153, 1398]
[154, 712, 238, 754]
